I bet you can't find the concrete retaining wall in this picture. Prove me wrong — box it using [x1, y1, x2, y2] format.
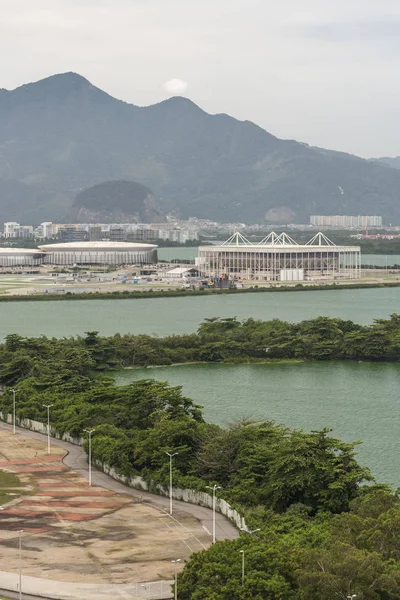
[0, 413, 82, 445]
[97, 462, 248, 531]
[0, 413, 247, 531]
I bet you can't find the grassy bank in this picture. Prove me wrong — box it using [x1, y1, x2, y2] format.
[1, 280, 400, 302]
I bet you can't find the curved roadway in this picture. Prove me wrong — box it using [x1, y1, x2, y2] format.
[0, 421, 239, 600]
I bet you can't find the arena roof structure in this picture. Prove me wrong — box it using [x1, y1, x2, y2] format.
[197, 232, 361, 282]
[39, 241, 157, 251]
[38, 241, 158, 265]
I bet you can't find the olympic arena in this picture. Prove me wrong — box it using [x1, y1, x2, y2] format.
[0, 248, 46, 267]
[39, 241, 158, 265]
[196, 232, 361, 282]
[0, 242, 158, 267]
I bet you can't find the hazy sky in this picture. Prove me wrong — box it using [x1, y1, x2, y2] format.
[2, 0, 400, 157]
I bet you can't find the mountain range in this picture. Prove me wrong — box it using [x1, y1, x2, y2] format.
[1, 72, 400, 225]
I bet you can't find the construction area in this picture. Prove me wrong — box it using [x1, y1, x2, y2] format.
[0, 429, 210, 596]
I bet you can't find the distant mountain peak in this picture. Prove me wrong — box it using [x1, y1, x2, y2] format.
[1, 72, 400, 226]
[152, 95, 206, 115]
[7, 71, 120, 105]
[12, 71, 92, 92]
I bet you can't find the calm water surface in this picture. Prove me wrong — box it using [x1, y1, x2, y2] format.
[1, 287, 400, 340]
[158, 247, 400, 266]
[114, 362, 400, 486]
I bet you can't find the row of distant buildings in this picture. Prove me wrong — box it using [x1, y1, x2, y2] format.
[3, 222, 199, 243]
[310, 215, 382, 228]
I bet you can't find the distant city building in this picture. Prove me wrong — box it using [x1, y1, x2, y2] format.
[3, 222, 34, 239]
[109, 227, 125, 242]
[35, 221, 54, 238]
[4, 222, 20, 238]
[310, 215, 382, 228]
[128, 229, 159, 242]
[89, 226, 103, 241]
[58, 227, 89, 243]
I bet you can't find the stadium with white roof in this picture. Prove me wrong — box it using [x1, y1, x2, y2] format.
[38, 241, 158, 265]
[0, 248, 46, 267]
[0, 242, 158, 267]
[196, 232, 361, 282]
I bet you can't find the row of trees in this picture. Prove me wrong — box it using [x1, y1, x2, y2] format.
[1, 322, 400, 597]
[4, 314, 400, 377]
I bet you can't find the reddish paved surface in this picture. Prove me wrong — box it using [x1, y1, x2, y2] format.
[0, 453, 132, 531]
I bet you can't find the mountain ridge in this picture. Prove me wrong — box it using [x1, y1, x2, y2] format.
[1, 72, 400, 225]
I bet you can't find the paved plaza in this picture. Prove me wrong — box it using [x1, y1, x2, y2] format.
[0, 429, 209, 591]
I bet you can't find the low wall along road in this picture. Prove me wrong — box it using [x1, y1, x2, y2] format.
[0, 413, 247, 532]
[0, 413, 243, 600]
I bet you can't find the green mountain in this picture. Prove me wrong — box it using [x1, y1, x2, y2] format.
[1, 72, 400, 225]
[71, 180, 166, 223]
[375, 157, 400, 170]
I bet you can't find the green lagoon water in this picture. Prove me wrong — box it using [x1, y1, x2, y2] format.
[1, 279, 400, 484]
[1, 286, 399, 340]
[114, 361, 400, 486]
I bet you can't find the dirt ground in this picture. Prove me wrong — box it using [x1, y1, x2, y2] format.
[0, 430, 210, 584]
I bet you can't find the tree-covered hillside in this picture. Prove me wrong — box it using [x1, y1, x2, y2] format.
[71, 180, 166, 223]
[2, 73, 400, 224]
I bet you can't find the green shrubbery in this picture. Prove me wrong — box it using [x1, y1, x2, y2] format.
[1, 318, 400, 598]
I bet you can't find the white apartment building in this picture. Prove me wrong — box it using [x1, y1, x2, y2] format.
[310, 215, 382, 228]
[4, 222, 20, 238]
[34, 222, 54, 238]
[4, 222, 34, 238]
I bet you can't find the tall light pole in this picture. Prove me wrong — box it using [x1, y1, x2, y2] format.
[206, 484, 221, 544]
[240, 527, 261, 535]
[18, 529, 23, 600]
[11, 389, 16, 435]
[42, 404, 53, 455]
[239, 550, 245, 586]
[83, 428, 95, 486]
[172, 559, 181, 600]
[165, 451, 178, 515]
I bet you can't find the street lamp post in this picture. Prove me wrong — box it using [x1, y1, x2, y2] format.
[172, 559, 181, 600]
[18, 529, 23, 600]
[42, 404, 53, 455]
[11, 389, 16, 435]
[240, 527, 261, 535]
[206, 484, 221, 544]
[83, 428, 95, 486]
[165, 452, 178, 515]
[239, 550, 245, 586]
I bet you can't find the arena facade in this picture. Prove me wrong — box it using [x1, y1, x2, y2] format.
[196, 232, 361, 282]
[0, 248, 46, 267]
[0, 242, 158, 267]
[39, 241, 158, 265]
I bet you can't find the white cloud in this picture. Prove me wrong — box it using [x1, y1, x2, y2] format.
[163, 79, 188, 95]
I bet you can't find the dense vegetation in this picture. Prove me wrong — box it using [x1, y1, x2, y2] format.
[71, 180, 165, 223]
[1, 317, 400, 598]
[2, 314, 399, 364]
